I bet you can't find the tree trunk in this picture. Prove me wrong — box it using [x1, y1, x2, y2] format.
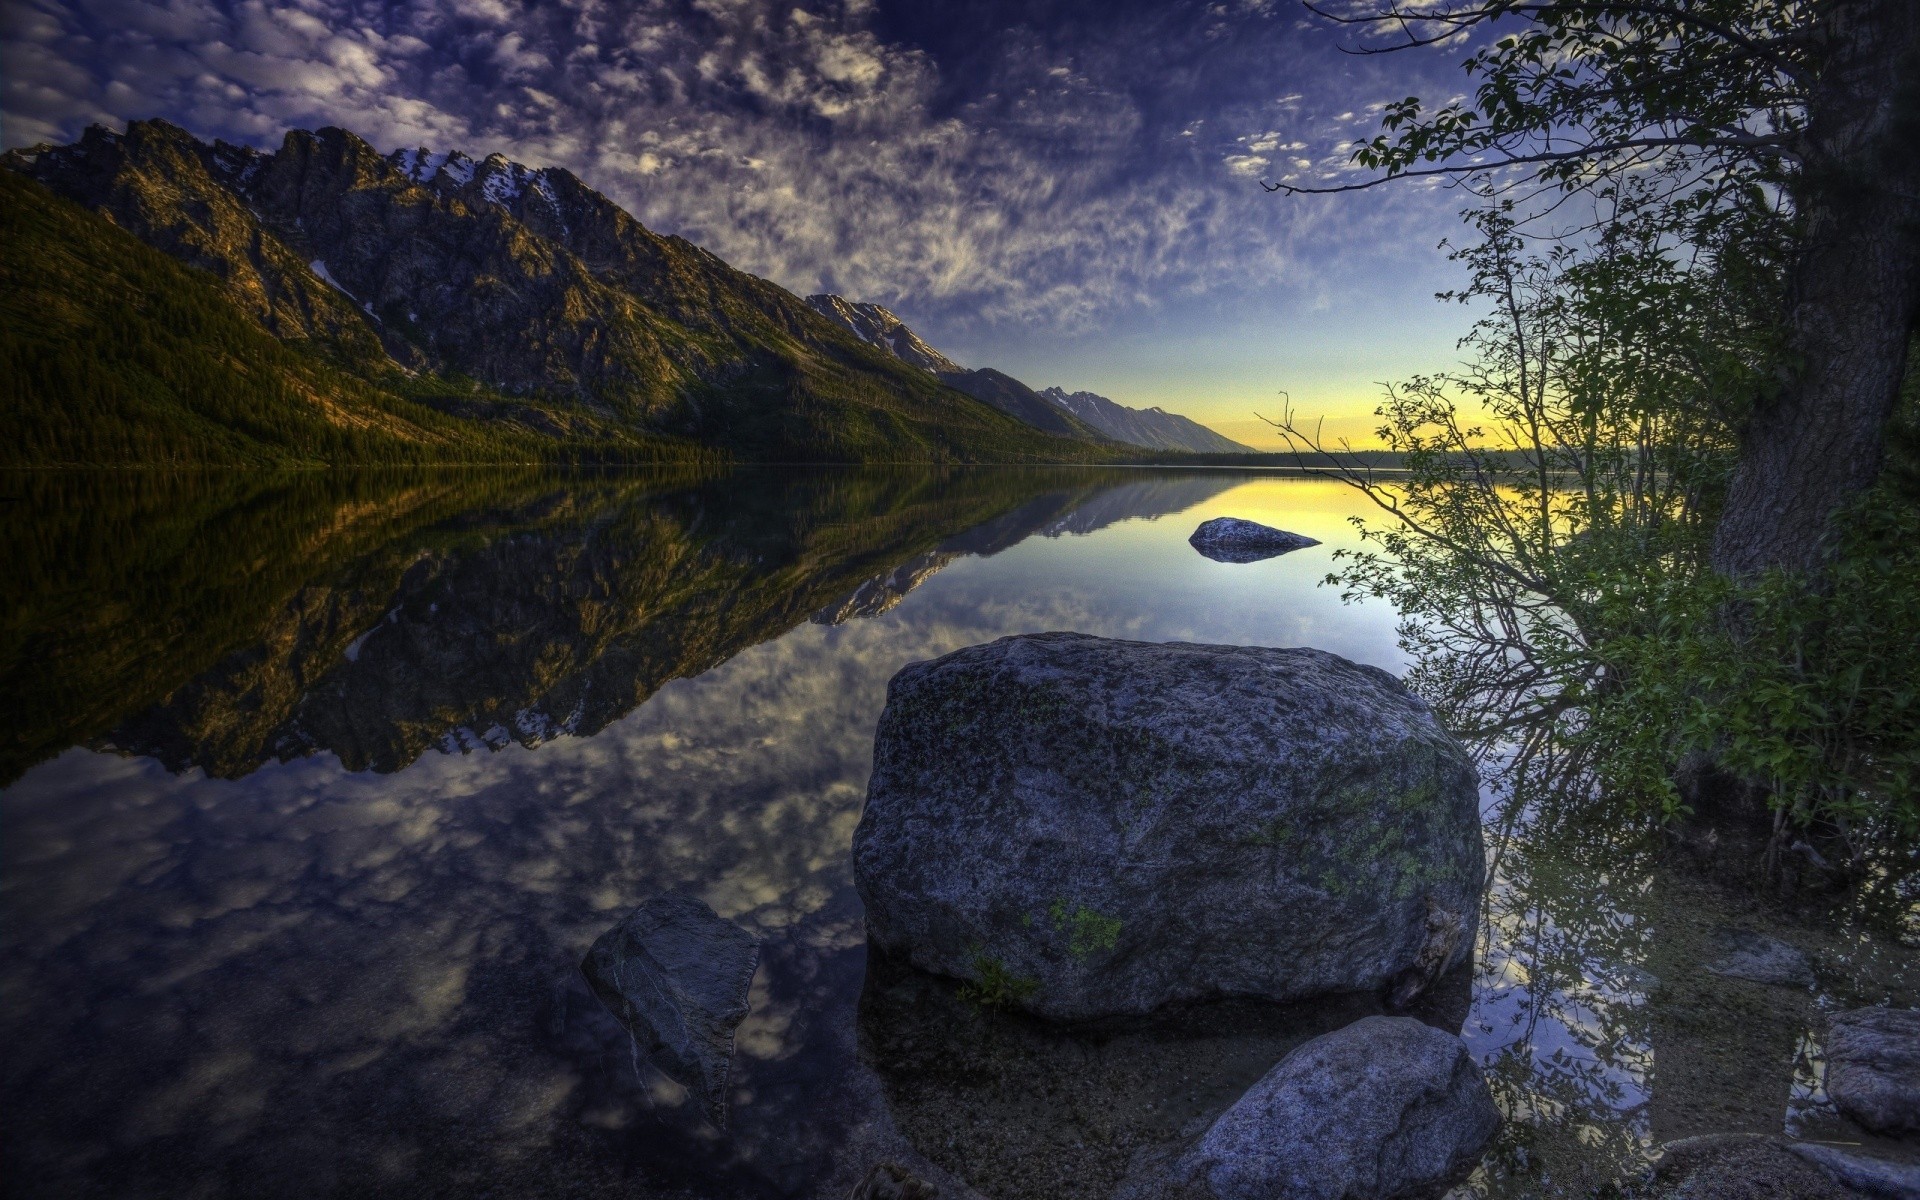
[1709, 0, 1920, 579]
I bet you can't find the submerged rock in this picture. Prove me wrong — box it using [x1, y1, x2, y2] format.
[1702, 930, 1815, 988]
[1638, 1135, 1857, 1200]
[847, 1162, 940, 1200]
[1785, 1143, 1920, 1200]
[1153, 1016, 1499, 1200]
[580, 893, 758, 1125]
[1188, 517, 1320, 564]
[858, 945, 1465, 1200]
[1827, 1007, 1920, 1135]
[852, 632, 1483, 1021]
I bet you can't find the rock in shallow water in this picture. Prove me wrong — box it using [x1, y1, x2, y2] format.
[1702, 929, 1815, 988]
[1639, 1135, 1859, 1200]
[1150, 1016, 1499, 1200]
[851, 632, 1484, 1021]
[1189, 517, 1320, 563]
[847, 1162, 939, 1200]
[1827, 1007, 1920, 1136]
[580, 893, 758, 1125]
[1785, 1143, 1920, 1200]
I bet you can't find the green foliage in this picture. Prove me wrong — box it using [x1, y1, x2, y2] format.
[1330, 1, 1804, 231]
[1046, 899, 1122, 958]
[1276, 152, 1915, 854]
[1589, 502, 1920, 840]
[958, 948, 1039, 1009]
[1280, 190, 1774, 751]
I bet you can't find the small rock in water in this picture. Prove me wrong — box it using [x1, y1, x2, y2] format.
[1702, 929, 1815, 988]
[1189, 517, 1320, 564]
[1785, 1142, 1920, 1200]
[1158, 1016, 1499, 1200]
[1826, 1007, 1920, 1136]
[580, 893, 758, 1126]
[852, 633, 1484, 1021]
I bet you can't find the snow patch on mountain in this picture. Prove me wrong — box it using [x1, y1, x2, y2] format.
[804, 294, 963, 374]
[308, 259, 349, 295]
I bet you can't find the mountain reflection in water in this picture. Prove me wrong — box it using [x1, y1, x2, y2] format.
[0, 468, 1913, 1200]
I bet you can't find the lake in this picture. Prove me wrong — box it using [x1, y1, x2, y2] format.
[1, 467, 1913, 1199]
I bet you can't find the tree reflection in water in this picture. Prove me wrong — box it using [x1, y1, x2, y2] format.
[1462, 737, 1918, 1199]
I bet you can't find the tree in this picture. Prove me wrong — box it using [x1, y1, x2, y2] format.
[1279, 0, 1920, 580]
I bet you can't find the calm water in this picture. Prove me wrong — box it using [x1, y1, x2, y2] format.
[1, 467, 1913, 1200]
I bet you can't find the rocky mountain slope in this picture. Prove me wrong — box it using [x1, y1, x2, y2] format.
[2, 120, 1108, 464]
[0, 170, 665, 467]
[804, 290, 1249, 453]
[935, 368, 1099, 439]
[805, 295, 962, 373]
[1039, 387, 1253, 454]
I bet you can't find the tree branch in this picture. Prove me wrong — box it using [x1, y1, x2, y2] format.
[1263, 132, 1796, 195]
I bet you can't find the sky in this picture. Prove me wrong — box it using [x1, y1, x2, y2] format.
[2, 0, 1485, 447]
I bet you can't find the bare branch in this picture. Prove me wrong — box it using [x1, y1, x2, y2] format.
[1263, 133, 1797, 196]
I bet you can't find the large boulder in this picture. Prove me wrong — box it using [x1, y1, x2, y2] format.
[1155, 1016, 1500, 1200]
[851, 632, 1483, 1021]
[1827, 1007, 1920, 1135]
[581, 893, 759, 1125]
[1189, 517, 1320, 563]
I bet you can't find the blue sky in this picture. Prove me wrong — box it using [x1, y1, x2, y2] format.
[3, 0, 1483, 446]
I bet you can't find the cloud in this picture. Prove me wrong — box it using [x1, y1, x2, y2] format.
[2, 0, 1465, 339]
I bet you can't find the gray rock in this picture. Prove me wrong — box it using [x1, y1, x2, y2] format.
[1189, 517, 1321, 564]
[1827, 1007, 1920, 1135]
[1702, 930, 1815, 988]
[580, 893, 758, 1125]
[1167, 1016, 1499, 1200]
[1640, 1135, 1855, 1200]
[848, 1162, 940, 1200]
[1785, 1143, 1920, 1200]
[852, 632, 1483, 1021]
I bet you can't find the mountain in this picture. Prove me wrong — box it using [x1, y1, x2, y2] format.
[804, 292, 1104, 440]
[934, 368, 1102, 439]
[0, 170, 655, 466]
[804, 294, 962, 373]
[1, 120, 1110, 465]
[1038, 387, 1254, 454]
[803, 289, 1249, 453]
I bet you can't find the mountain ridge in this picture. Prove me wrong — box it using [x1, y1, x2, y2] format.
[1038, 386, 1254, 454]
[804, 294, 963, 374]
[803, 289, 1252, 454]
[3, 119, 1113, 465]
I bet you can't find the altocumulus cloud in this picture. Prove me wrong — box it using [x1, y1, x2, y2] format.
[2, 0, 1460, 333]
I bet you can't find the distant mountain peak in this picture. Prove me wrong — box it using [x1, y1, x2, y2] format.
[1037, 387, 1252, 454]
[804, 293, 963, 374]
[384, 144, 569, 215]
